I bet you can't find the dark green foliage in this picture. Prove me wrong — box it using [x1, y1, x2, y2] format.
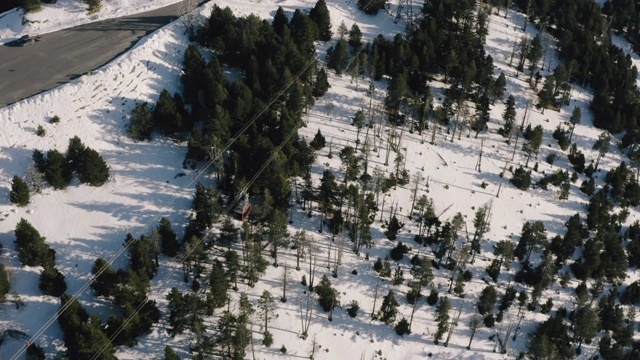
[26, 343, 45, 360]
[346, 300, 359, 318]
[540, 298, 553, 313]
[510, 166, 531, 190]
[128, 234, 159, 281]
[373, 257, 383, 272]
[49, 115, 60, 124]
[395, 317, 411, 336]
[434, 296, 451, 344]
[45, 149, 72, 189]
[75, 147, 109, 186]
[14, 218, 54, 268]
[326, 39, 349, 74]
[0, 264, 9, 302]
[263, 331, 274, 347]
[164, 346, 180, 360]
[499, 95, 516, 137]
[389, 242, 410, 261]
[209, 260, 228, 309]
[36, 125, 45, 137]
[527, 313, 573, 360]
[313, 67, 330, 97]
[39, 266, 67, 297]
[129, 103, 154, 141]
[166, 288, 189, 336]
[32, 150, 47, 173]
[309, 0, 332, 41]
[477, 285, 497, 315]
[348, 24, 362, 48]
[483, 313, 495, 327]
[10, 175, 30, 206]
[357, 0, 386, 14]
[620, 281, 640, 305]
[21, 0, 41, 13]
[579, 177, 595, 196]
[154, 89, 183, 135]
[90, 258, 118, 297]
[568, 144, 585, 173]
[387, 215, 402, 240]
[427, 288, 439, 306]
[314, 275, 339, 312]
[182, 44, 205, 107]
[552, 126, 570, 150]
[58, 294, 117, 360]
[157, 217, 179, 257]
[377, 290, 399, 325]
[309, 129, 326, 150]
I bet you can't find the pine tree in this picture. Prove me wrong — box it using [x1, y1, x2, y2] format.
[573, 306, 598, 351]
[157, 217, 179, 257]
[166, 288, 188, 336]
[129, 102, 154, 141]
[348, 24, 362, 49]
[164, 346, 180, 360]
[258, 290, 275, 334]
[593, 131, 612, 171]
[499, 95, 516, 138]
[39, 266, 67, 297]
[568, 106, 581, 143]
[477, 285, 497, 315]
[434, 297, 451, 344]
[154, 89, 182, 135]
[313, 67, 330, 97]
[309, 0, 332, 41]
[77, 147, 109, 186]
[14, 218, 54, 268]
[9, 175, 30, 206]
[182, 44, 205, 106]
[209, 260, 228, 309]
[45, 149, 71, 189]
[492, 72, 507, 102]
[377, 290, 399, 325]
[326, 39, 349, 74]
[0, 264, 9, 302]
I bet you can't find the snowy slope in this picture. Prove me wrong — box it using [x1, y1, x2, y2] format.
[0, 0, 637, 359]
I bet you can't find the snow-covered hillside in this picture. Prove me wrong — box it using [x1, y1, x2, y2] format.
[0, 0, 638, 359]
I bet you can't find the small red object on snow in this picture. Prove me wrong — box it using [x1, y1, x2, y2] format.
[241, 204, 252, 222]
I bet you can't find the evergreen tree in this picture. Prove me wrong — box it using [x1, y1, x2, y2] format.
[385, 72, 409, 125]
[128, 234, 159, 281]
[209, 260, 228, 309]
[154, 89, 182, 135]
[492, 72, 507, 102]
[573, 306, 598, 351]
[45, 149, 72, 189]
[129, 102, 154, 141]
[182, 44, 205, 107]
[157, 217, 179, 257]
[499, 95, 516, 138]
[39, 266, 67, 297]
[313, 67, 330, 97]
[477, 285, 497, 315]
[348, 24, 362, 49]
[593, 131, 612, 171]
[434, 296, 451, 344]
[358, 0, 386, 15]
[164, 346, 180, 360]
[314, 275, 339, 313]
[0, 264, 10, 302]
[218, 217, 238, 247]
[9, 175, 30, 206]
[568, 106, 581, 143]
[166, 288, 188, 336]
[538, 75, 556, 113]
[14, 218, 54, 268]
[514, 221, 546, 264]
[258, 290, 275, 333]
[309, 0, 332, 41]
[66, 135, 86, 172]
[377, 290, 399, 325]
[326, 39, 349, 74]
[511, 166, 532, 190]
[76, 147, 109, 186]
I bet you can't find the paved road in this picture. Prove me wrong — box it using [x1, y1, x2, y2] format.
[0, 0, 198, 108]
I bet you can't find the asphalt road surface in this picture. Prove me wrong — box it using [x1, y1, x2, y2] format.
[0, 0, 199, 108]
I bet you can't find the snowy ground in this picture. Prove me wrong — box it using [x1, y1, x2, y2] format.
[0, 0, 186, 44]
[0, 0, 638, 359]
